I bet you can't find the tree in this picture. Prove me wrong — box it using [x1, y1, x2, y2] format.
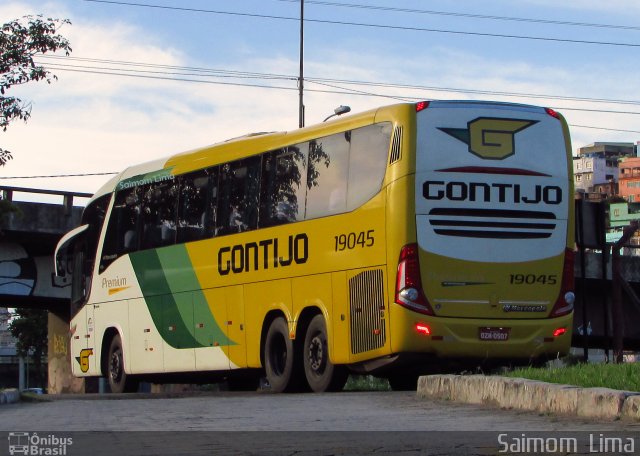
[0, 197, 19, 230]
[1, 15, 72, 166]
[9, 308, 48, 387]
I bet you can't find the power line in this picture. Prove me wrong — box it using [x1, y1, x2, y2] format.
[31, 58, 640, 137]
[40, 63, 640, 117]
[307, 79, 640, 117]
[309, 76, 640, 107]
[274, 0, 640, 32]
[0, 172, 119, 179]
[2, 124, 637, 182]
[80, 0, 640, 48]
[569, 125, 640, 134]
[37, 66, 300, 92]
[39, 55, 295, 81]
[39, 61, 294, 83]
[36, 55, 640, 109]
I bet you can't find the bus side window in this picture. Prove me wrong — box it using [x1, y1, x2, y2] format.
[177, 167, 217, 243]
[346, 123, 391, 211]
[259, 145, 308, 228]
[141, 180, 178, 250]
[100, 187, 141, 272]
[305, 133, 349, 220]
[216, 156, 261, 235]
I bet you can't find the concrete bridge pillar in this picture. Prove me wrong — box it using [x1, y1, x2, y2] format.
[47, 309, 85, 394]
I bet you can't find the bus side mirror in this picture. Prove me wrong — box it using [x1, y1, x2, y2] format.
[52, 271, 71, 288]
[53, 224, 89, 289]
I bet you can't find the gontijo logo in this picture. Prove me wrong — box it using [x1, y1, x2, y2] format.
[439, 117, 538, 160]
[76, 348, 93, 373]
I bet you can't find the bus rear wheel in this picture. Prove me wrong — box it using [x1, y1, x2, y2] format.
[107, 334, 138, 393]
[264, 317, 303, 393]
[303, 315, 348, 392]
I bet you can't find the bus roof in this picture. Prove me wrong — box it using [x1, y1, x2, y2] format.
[90, 103, 385, 201]
[88, 100, 561, 203]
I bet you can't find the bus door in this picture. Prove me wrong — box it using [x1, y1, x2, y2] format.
[82, 303, 98, 374]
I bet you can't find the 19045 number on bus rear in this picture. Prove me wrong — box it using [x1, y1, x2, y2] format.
[509, 274, 557, 285]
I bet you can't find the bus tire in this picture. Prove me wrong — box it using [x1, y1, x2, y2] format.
[264, 317, 302, 393]
[303, 314, 348, 393]
[107, 334, 138, 393]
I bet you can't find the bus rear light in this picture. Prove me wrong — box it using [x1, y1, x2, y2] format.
[415, 101, 430, 112]
[549, 248, 575, 318]
[415, 323, 431, 335]
[553, 327, 567, 337]
[395, 244, 434, 315]
[545, 107, 560, 119]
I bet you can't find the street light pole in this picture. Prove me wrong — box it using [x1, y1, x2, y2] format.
[298, 0, 305, 128]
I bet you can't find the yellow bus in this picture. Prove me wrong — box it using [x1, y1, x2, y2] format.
[54, 101, 575, 393]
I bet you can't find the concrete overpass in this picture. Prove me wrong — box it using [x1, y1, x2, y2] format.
[1, 186, 91, 393]
[1, 186, 90, 309]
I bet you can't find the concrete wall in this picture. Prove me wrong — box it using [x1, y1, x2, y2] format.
[47, 310, 84, 394]
[3, 201, 83, 234]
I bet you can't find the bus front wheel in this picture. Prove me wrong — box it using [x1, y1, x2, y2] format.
[303, 315, 348, 392]
[107, 334, 138, 393]
[264, 317, 303, 393]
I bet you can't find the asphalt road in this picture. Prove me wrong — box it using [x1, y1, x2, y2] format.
[1, 391, 639, 455]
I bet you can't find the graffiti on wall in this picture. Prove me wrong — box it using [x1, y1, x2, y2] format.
[0, 242, 68, 299]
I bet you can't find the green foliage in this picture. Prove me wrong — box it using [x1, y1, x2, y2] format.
[1, 15, 72, 164]
[344, 375, 391, 391]
[9, 308, 48, 358]
[0, 148, 11, 166]
[0, 197, 19, 229]
[8, 308, 48, 386]
[503, 361, 640, 392]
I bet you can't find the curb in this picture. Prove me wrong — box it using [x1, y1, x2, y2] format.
[0, 389, 21, 405]
[417, 375, 640, 421]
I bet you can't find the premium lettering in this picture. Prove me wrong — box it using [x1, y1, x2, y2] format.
[101, 276, 127, 289]
[423, 180, 562, 205]
[218, 234, 309, 275]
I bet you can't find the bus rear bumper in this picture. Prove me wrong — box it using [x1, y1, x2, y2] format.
[389, 312, 574, 365]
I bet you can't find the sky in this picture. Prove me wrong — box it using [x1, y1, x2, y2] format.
[2, 0, 640, 203]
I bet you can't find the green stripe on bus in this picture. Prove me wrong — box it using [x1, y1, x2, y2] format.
[156, 245, 234, 347]
[130, 249, 202, 349]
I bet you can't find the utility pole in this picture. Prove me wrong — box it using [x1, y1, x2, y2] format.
[298, 0, 305, 128]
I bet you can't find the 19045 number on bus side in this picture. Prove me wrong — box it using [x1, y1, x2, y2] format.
[334, 230, 375, 251]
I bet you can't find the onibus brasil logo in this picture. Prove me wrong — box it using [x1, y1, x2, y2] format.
[8, 432, 73, 455]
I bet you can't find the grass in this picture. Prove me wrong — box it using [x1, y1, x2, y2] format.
[502, 361, 640, 392]
[344, 375, 391, 391]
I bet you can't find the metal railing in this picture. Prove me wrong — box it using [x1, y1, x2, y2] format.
[0, 186, 92, 215]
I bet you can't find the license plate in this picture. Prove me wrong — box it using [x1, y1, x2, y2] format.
[479, 327, 510, 341]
